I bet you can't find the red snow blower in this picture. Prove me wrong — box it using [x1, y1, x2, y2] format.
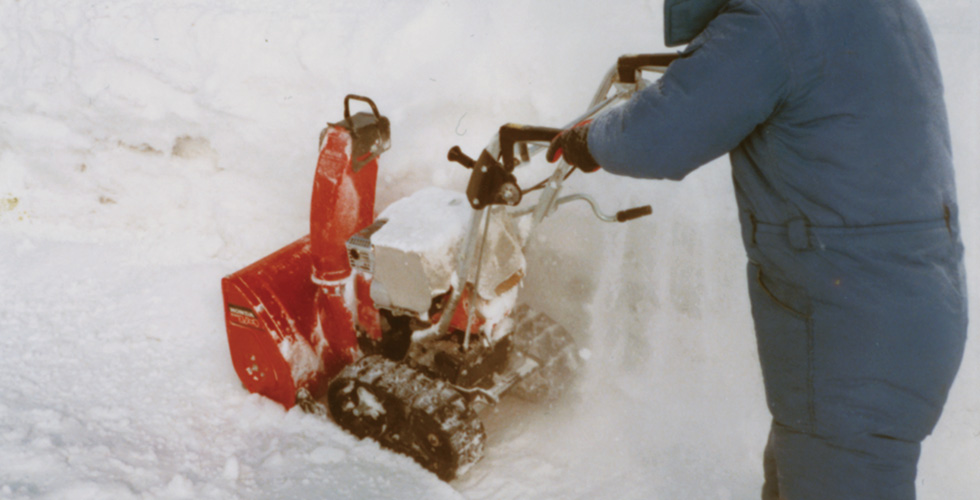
[221, 54, 675, 480]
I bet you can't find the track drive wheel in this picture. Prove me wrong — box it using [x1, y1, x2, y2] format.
[327, 355, 486, 480]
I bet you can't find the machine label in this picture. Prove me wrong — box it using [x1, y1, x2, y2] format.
[228, 304, 262, 330]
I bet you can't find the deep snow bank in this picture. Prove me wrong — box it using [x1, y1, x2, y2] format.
[1, 1, 978, 499]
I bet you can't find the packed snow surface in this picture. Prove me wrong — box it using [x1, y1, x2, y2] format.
[2, 1, 978, 499]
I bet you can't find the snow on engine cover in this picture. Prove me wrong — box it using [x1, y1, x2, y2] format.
[353, 187, 525, 320]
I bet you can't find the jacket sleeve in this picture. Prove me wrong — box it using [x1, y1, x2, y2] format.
[588, 0, 791, 180]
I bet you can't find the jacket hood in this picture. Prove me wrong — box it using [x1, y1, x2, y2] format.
[664, 0, 727, 47]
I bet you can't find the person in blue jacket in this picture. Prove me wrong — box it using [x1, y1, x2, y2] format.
[547, 0, 967, 498]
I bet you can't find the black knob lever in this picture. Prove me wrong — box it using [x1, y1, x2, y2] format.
[448, 146, 476, 169]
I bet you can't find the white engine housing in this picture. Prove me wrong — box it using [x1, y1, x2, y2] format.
[348, 187, 525, 321]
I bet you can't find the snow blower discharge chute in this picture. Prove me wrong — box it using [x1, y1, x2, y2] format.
[222, 54, 675, 480]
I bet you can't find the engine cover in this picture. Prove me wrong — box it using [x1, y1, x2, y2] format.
[349, 187, 525, 319]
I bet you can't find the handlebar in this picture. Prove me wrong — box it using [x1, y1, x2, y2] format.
[510, 193, 652, 223]
[617, 205, 653, 222]
[498, 124, 562, 172]
[435, 53, 668, 340]
[616, 53, 680, 83]
[447, 52, 680, 212]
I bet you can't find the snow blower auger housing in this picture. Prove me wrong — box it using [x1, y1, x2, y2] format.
[222, 54, 676, 481]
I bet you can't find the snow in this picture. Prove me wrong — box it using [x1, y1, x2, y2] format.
[374, 188, 471, 255]
[1, 1, 977, 499]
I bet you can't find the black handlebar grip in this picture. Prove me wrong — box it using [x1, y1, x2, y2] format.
[616, 54, 681, 83]
[498, 124, 563, 172]
[616, 205, 653, 222]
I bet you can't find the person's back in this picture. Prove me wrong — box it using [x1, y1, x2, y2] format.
[731, 0, 957, 227]
[556, 0, 968, 498]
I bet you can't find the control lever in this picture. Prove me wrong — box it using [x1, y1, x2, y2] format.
[448, 146, 476, 169]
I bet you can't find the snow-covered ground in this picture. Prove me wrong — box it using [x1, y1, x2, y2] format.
[1, 1, 977, 498]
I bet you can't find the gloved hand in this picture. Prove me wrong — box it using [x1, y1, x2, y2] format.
[546, 121, 600, 172]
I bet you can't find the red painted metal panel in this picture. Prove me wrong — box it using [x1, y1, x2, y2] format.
[222, 119, 382, 408]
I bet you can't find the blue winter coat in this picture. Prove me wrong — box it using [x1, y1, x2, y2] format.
[588, 0, 967, 497]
